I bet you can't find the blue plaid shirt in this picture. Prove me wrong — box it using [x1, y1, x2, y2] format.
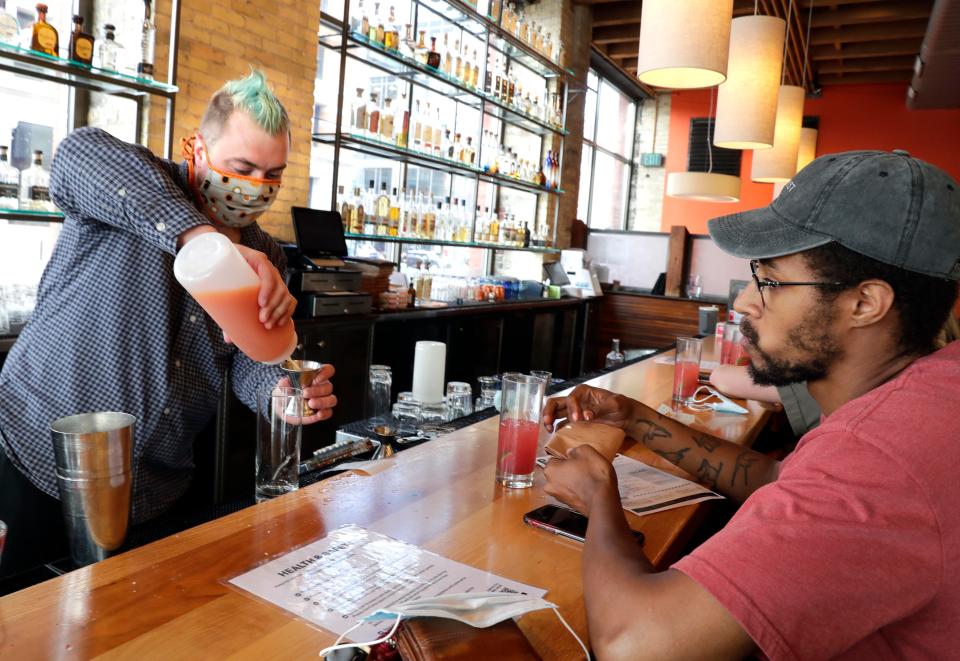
[0, 127, 286, 523]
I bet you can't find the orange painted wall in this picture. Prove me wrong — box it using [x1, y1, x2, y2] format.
[660, 84, 960, 235]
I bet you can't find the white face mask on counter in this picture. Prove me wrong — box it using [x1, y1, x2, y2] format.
[318, 591, 589, 659]
[686, 385, 750, 414]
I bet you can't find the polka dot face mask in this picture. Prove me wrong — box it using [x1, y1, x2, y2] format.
[182, 134, 281, 228]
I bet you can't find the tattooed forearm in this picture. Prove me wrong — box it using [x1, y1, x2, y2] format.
[654, 447, 690, 465]
[693, 434, 720, 453]
[633, 419, 672, 445]
[730, 450, 760, 487]
[696, 459, 723, 491]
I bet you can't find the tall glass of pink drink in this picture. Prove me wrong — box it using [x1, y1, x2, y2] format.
[672, 337, 703, 405]
[496, 374, 545, 488]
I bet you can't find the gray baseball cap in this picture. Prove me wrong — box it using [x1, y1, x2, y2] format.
[708, 150, 960, 280]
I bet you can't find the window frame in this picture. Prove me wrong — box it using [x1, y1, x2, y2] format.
[579, 67, 639, 231]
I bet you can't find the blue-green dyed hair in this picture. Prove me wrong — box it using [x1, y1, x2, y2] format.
[200, 69, 290, 142]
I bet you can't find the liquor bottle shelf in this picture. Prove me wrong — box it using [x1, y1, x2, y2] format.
[315, 132, 563, 196]
[0, 42, 177, 99]
[0, 209, 65, 223]
[319, 30, 567, 137]
[344, 231, 559, 253]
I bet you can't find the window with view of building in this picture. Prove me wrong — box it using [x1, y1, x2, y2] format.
[576, 68, 638, 230]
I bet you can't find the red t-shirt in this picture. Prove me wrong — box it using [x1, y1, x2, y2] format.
[673, 341, 960, 660]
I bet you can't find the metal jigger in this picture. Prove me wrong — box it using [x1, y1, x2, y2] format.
[280, 359, 323, 417]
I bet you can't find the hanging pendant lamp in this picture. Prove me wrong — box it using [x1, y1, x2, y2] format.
[713, 15, 785, 150]
[751, 84, 805, 182]
[797, 127, 818, 171]
[636, 0, 734, 89]
[667, 87, 741, 203]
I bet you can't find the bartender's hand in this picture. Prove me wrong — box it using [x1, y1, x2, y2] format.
[235, 244, 297, 330]
[542, 384, 640, 432]
[277, 363, 337, 424]
[543, 445, 619, 517]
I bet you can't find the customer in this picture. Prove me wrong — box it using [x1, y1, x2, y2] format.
[709, 364, 820, 436]
[0, 70, 337, 579]
[543, 150, 960, 659]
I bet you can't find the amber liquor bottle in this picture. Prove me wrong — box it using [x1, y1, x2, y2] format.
[68, 15, 95, 65]
[31, 3, 59, 56]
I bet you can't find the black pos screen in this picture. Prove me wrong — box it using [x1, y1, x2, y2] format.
[291, 207, 349, 257]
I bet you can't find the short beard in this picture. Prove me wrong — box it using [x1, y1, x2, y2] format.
[741, 313, 844, 387]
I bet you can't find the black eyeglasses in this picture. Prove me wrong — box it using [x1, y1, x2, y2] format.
[749, 260, 853, 308]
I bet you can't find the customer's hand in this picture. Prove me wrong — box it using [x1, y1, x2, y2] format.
[542, 384, 639, 432]
[277, 363, 337, 424]
[543, 445, 618, 517]
[235, 244, 297, 330]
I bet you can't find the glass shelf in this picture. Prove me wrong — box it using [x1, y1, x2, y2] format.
[317, 132, 563, 196]
[418, 0, 573, 78]
[315, 132, 485, 177]
[344, 232, 559, 253]
[320, 31, 565, 137]
[0, 209, 65, 222]
[0, 41, 177, 98]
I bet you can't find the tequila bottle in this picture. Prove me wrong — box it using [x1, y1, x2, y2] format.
[426, 36, 440, 69]
[350, 186, 365, 234]
[441, 34, 452, 76]
[97, 24, 120, 70]
[0, 146, 19, 210]
[411, 99, 423, 151]
[337, 185, 351, 232]
[350, 0, 365, 34]
[388, 187, 400, 237]
[68, 14, 95, 65]
[395, 90, 409, 148]
[19, 150, 53, 212]
[375, 182, 390, 235]
[400, 24, 415, 59]
[0, 0, 20, 46]
[383, 6, 398, 51]
[379, 96, 395, 143]
[138, 0, 156, 79]
[363, 180, 377, 234]
[431, 107, 443, 157]
[414, 30, 428, 65]
[367, 1, 379, 42]
[453, 39, 463, 81]
[366, 92, 380, 137]
[31, 3, 59, 56]
[350, 87, 367, 134]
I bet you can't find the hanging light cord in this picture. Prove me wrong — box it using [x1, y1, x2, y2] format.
[782, 0, 794, 85]
[754, 0, 758, 15]
[801, 0, 814, 90]
[707, 87, 715, 174]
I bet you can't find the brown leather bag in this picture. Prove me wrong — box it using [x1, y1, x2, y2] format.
[395, 617, 542, 660]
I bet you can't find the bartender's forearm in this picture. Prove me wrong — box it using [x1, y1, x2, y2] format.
[623, 403, 779, 503]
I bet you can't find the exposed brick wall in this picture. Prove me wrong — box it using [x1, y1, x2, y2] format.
[628, 93, 671, 231]
[145, 0, 320, 243]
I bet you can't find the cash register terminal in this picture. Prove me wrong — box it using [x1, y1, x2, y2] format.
[287, 207, 371, 317]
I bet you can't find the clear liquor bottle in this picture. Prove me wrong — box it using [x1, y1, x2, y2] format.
[350, 0, 365, 34]
[605, 339, 625, 368]
[0, 0, 19, 46]
[375, 182, 390, 235]
[431, 107, 443, 157]
[0, 146, 20, 210]
[415, 30, 428, 65]
[138, 0, 156, 79]
[411, 99, 423, 151]
[379, 96, 395, 142]
[97, 24, 120, 71]
[396, 90, 409, 148]
[19, 150, 53, 212]
[350, 87, 367, 134]
[367, 2, 379, 42]
[442, 34, 452, 76]
[401, 24, 415, 59]
[363, 180, 377, 234]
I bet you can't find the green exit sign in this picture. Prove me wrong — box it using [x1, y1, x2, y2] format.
[640, 152, 664, 167]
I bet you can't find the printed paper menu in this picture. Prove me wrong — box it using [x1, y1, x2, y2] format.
[613, 454, 723, 515]
[228, 525, 546, 642]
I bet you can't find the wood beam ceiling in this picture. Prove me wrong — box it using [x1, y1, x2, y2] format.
[811, 1, 933, 27]
[811, 37, 923, 61]
[809, 19, 928, 46]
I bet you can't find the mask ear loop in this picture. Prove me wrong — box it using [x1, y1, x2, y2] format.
[551, 607, 590, 659]
[318, 612, 404, 659]
[686, 385, 720, 411]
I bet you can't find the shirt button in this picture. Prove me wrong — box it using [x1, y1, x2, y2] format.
[117, 187, 127, 197]
[189, 315, 197, 323]
[155, 222, 166, 232]
[163, 407, 171, 415]
[174, 359, 181, 368]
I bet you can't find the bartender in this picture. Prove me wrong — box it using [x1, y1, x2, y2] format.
[0, 70, 337, 578]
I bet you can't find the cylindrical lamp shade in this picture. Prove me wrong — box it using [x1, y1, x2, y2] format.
[751, 85, 805, 183]
[637, 0, 733, 89]
[666, 172, 741, 202]
[797, 127, 818, 172]
[714, 15, 785, 150]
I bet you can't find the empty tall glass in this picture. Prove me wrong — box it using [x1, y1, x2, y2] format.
[496, 374, 545, 489]
[255, 387, 303, 502]
[366, 365, 392, 429]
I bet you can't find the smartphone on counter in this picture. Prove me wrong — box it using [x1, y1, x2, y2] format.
[523, 504, 644, 545]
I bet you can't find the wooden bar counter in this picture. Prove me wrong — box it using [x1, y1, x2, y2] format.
[0, 338, 772, 659]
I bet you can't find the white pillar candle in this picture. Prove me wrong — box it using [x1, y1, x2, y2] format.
[412, 341, 446, 404]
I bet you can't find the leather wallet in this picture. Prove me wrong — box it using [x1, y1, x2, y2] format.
[395, 617, 541, 660]
[544, 421, 625, 462]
